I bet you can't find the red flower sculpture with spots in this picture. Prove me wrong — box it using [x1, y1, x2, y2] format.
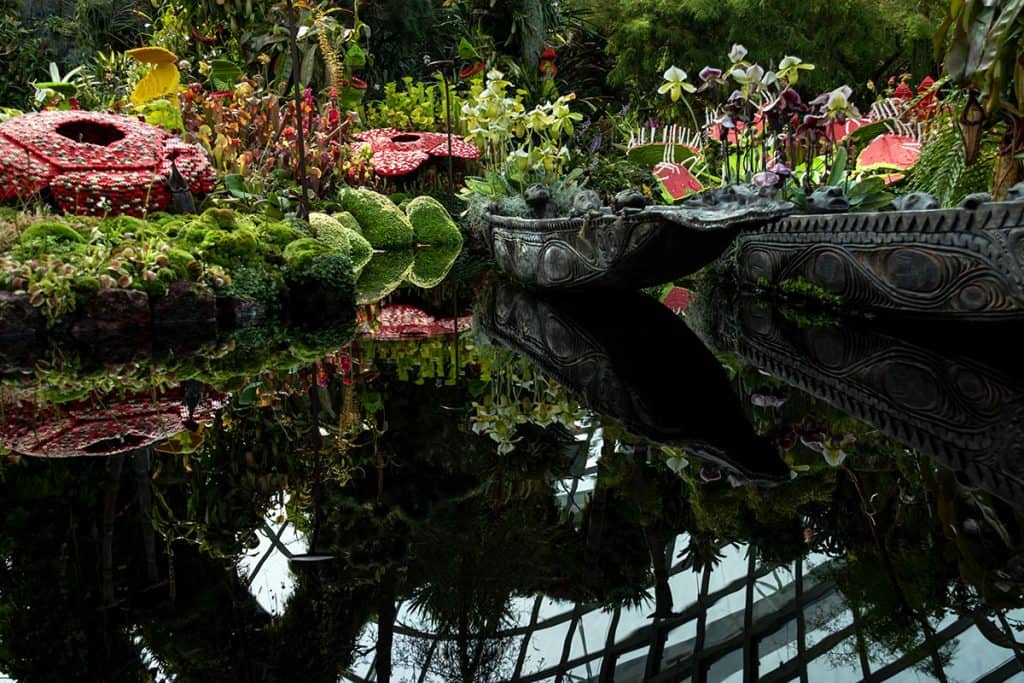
[352, 128, 481, 178]
[0, 111, 216, 216]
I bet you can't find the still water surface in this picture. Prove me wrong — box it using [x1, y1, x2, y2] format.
[1, 274, 1023, 682]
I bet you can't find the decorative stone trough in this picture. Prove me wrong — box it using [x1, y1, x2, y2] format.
[734, 190, 1024, 320]
[0, 110, 215, 216]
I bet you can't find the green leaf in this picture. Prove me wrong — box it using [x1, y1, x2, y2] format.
[458, 37, 482, 62]
[208, 59, 242, 90]
[827, 147, 848, 186]
[300, 47, 316, 88]
[848, 175, 886, 197]
[238, 381, 261, 406]
[223, 174, 261, 200]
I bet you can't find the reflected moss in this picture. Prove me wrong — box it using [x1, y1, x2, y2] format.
[354, 249, 414, 304]
[407, 244, 461, 288]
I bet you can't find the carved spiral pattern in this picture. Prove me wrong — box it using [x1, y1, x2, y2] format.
[735, 203, 1024, 319]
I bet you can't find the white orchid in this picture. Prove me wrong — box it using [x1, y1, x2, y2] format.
[658, 66, 696, 102]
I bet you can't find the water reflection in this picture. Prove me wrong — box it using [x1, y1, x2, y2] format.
[0, 276, 1023, 681]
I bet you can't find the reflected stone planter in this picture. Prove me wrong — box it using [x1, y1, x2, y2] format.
[734, 200, 1024, 319]
[701, 292, 1024, 507]
[477, 282, 791, 485]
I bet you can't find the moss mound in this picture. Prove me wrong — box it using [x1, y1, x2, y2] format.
[339, 187, 414, 250]
[355, 249, 414, 304]
[405, 196, 463, 246]
[345, 228, 373, 273]
[19, 221, 86, 245]
[334, 210, 362, 234]
[308, 212, 352, 254]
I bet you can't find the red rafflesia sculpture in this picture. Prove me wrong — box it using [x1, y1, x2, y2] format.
[0, 110, 215, 216]
[352, 127, 481, 178]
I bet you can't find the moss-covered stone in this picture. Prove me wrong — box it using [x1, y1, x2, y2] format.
[339, 187, 414, 250]
[407, 244, 462, 288]
[405, 195, 463, 246]
[19, 221, 86, 245]
[355, 249, 414, 304]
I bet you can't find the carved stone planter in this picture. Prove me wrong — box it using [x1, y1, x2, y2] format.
[483, 199, 792, 290]
[734, 200, 1024, 319]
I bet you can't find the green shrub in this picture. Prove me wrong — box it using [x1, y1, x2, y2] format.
[339, 187, 415, 249]
[405, 195, 463, 246]
[225, 265, 287, 309]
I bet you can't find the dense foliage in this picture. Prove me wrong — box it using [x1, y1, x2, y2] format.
[582, 0, 944, 102]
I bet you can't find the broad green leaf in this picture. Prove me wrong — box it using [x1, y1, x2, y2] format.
[827, 147, 848, 186]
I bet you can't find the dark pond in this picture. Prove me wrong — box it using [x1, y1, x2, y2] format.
[2, 266, 1024, 682]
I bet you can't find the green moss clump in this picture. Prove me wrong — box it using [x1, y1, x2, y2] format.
[198, 207, 240, 230]
[405, 195, 463, 246]
[408, 244, 462, 288]
[165, 249, 197, 279]
[72, 276, 101, 301]
[199, 229, 260, 267]
[355, 250, 414, 304]
[160, 218, 188, 237]
[136, 274, 170, 296]
[778, 276, 843, 306]
[286, 251, 356, 319]
[100, 215, 150, 237]
[308, 212, 352, 254]
[19, 221, 85, 245]
[339, 187, 414, 250]
[257, 221, 306, 259]
[334, 210, 362, 234]
[283, 238, 332, 270]
[345, 228, 373, 273]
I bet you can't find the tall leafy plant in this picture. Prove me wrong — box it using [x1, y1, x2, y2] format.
[935, 0, 1024, 195]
